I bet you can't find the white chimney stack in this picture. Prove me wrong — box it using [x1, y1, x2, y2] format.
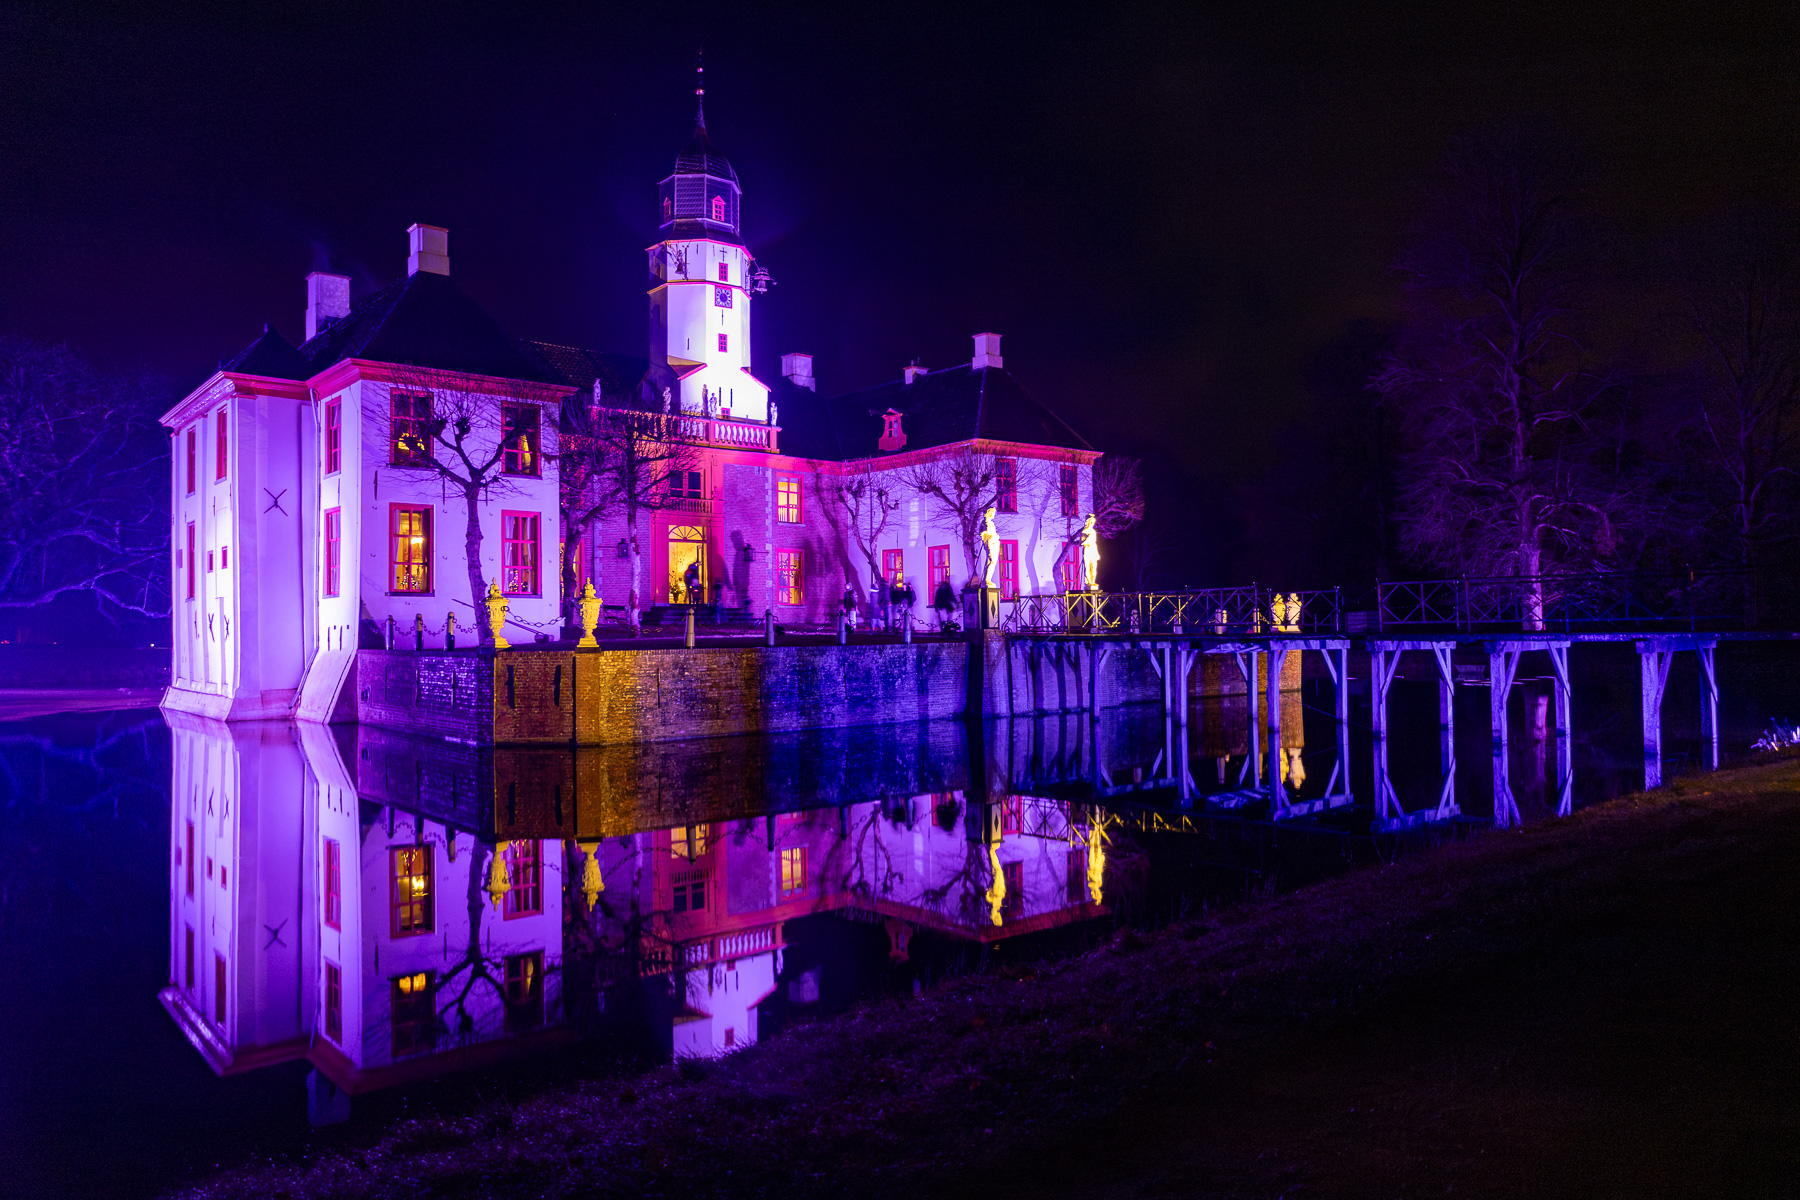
[781, 352, 816, 392]
[304, 272, 350, 341]
[904, 360, 928, 385]
[972, 331, 1003, 370]
[407, 223, 449, 276]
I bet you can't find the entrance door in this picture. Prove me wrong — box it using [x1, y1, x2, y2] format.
[667, 525, 706, 604]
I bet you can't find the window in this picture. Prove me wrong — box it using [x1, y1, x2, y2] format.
[390, 391, 433, 465]
[184, 927, 194, 991]
[718, 333, 728, 353]
[928, 545, 951, 594]
[1060, 464, 1079, 517]
[711, 194, 725, 221]
[776, 474, 801, 524]
[207, 550, 214, 573]
[391, 971, 436, 1057]
[995, 457, 1017, 513]
[879, 409, 906, 452]
[717, 262, 729, 282]
[390, 505, 432, 593]
[214, 953, 227, 1027]
[215, 410, 228, 480]
[325, 399, 342, 474]
[882, 549, 903, 587]
[185, 821, 195, 895]
[503, 840, 542, 918]
[671, 825, 709, 860]
[390, 845, 434, 936]
[1002, 861, 1025, 921]
[1001, 795, 1022, 835]
[780, 847, 808, 899]
[186, 524, 196, 599]
[503, 951, 544, 1033]
[324, 838, 341, 929]
[1056, 541, 1081, 592]
[671, 874, 707, 913]
[185, 429, 196, 494]
[324, 509, 341, 597]
[775, 549, 802, 606]
[501, 403, 540, 476]
[663, 196, 672, 220]
[1067, 845, 1088, 905]
[324, 962, 342, 1043]
[669, 470, 704, 500]
[220, 545, 228, 570]
[501, 512, 540, 595]
[999, 540, 1019, 600]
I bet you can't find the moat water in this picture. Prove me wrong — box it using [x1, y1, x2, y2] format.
[4, 642, 1797, 1198]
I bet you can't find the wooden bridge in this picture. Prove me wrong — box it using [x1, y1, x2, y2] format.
[995, 571, 1792, 832]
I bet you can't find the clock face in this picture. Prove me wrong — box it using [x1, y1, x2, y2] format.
[713, 286, 733, 309]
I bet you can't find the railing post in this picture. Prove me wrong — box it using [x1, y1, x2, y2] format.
[764, 609, 775, 647]
[685, 607, 695, 649]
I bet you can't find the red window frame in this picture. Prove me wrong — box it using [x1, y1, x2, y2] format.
[504, 951, 545, 1033]
[1002, 860, 1024, 922]
[1001, 795, 1022, 835]
[324, 838, 341, 929]
[776, 474, 801, 524]
[324, 508, 341, 596]
[501, 511, 540, 596]
[928, 545, 951, 594]
[1059, 464, 1079, 516]
[185, 523, 196, 599]
[390, 845, 434, 936]
[215, 410, 228, 480]
[220, 546, 228, 570]
[999, 539, 1019, 600]
[995, 457, 1017, 513]
[391, 971, 436, 1057]
[775, 549, 802, 606]
[214, 953, 227, 1026]
[185, 429, 196, 494]
[882, 549, 903, 586]
[324, 962, 342, 1043]
[780, 846, 808, 899]
[503, 840, 542, 919]
[390, 504, 432, 594]
[390, 390, 433, 466]
[185, 820, 195, 895]
[1056, 542, 1081, 592]
[717, 262, 729, 282]
[501, 403, 540, 477]
[325, 399, 342, 474]
[718, 333, 728, 353]
[184, 926, 194, 991]
[711, 194, 725, 221]
[1067, 844, 1088, 904]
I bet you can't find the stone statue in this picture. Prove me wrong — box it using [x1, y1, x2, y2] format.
[484, 581, 510, 649]
[485, 841, 512, 909]
[980, 506, 1000, 588]
[577, 841, 604, 910]
[1080, 513, 1100, 591]
[577, 581, 601, 648]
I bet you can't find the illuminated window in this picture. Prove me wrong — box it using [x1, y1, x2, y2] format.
[717, 262, 728, 282]
[668, 470, 704, 500]
[324, 838, 341, 929]
[501, 512, 539, 596]
[718, 333, 728, 353]
[1002, 861, 1024, 921]
[215, 410, 228, 480]
[776, 474, 801, 523]
[995, 457, 1017, 513]
[186, 524, 196, 599]
[1060, 464, 1079, 517]
[1066, 845, 1088, 904]
[780, 846, 808, 898]
[390, 845, 434, 936]
[711, 194, 725, 221]
[324, 962, 342, 1043]
[501, 403, 539, 476]
[670, 824, 709, 860]
[504, 951, 544, 1033]
[214, 953, 227, 1027]
[391, 971, 436, 1057]
[325, 399, 342, 474]
[390, 505, 432, 594]
[882, 549, 903, 587]
[185, 429, 196, 494]
[503, 840, 542, 918]
[999, 540, 1019, 600]
[1001, 795, 1022, 835]
[323, 509, 341, 597]
[928, 545, 950, 593]
[775, 549, 802, 605]
[390, 391, 433, 465]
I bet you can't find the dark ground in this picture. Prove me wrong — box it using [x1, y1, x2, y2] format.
[173, 756, 1800, 1199]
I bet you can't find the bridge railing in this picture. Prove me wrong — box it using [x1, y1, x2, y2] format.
[1002, 587, 1344, 636]
[1373, 570, 1755, 633]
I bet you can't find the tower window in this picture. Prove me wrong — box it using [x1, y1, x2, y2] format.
[663, 196, 672, 220]
[711, 195, 725, 221]
[717, 262, 728, 282]
[718, 333, 728, 353]
[1060, 464, 1080, 516]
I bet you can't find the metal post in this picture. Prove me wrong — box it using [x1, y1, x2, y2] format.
[685, 606, 696, 649]
[1243, 649, 1262, 791]
[837, 610, 847, 646]
[1549, 643, 1573, 817]
[1266, 643, 1285, 811]
[765, 609, 775, 647]
[1490, 646, 1521, 828]
[1699, 644, 1719, 772]
[1435, 645, 1458, 820]
[1161, 642, 1173, 717]
[902, 610, 911, 644]
[1371, 649, 1396, 824]
[1640, 643, 1672, 790]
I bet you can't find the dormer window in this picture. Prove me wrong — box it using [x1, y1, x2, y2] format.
[711, 195, 725, 221]
[879, 408, 907, 453]
[663, 197, 672, 221]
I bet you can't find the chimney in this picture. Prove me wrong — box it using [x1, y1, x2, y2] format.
[903, 359, 928, 385]
[972, 331, 1003, 370]
[304, 272, 350, 341]
[781, 352, 816, 392]
[407, 223, 449, 276]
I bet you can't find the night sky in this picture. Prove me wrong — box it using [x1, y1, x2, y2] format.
[5, 1, 1796, 581]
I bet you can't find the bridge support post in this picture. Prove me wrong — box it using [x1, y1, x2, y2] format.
[1241, 650, 1262, 792]
[1638, 642, 1674, 790]
[1488, 644, 1523, 828]
[1548, 643, 1573, 817]
[1699, 644, 1719, 772]
[1266, 642, 1287, 813]
[1434, 645, 1459, 821]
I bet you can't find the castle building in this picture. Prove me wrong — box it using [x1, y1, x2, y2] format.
[159, 93, 1099, 723]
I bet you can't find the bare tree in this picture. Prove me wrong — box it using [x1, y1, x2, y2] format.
[582, 404, 702, 630]
[902, 446, 996, 586]
[552, 396, 619, 624]
[1091, 454, 1146, 539]
[375, 366, 546, 644]
[1374, 130, 1632, 626]
[820, 459, 899, 599]
[0, 333, 168, 625]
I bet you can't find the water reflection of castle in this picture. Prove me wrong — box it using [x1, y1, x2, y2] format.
[159, 714, 1113, 1087]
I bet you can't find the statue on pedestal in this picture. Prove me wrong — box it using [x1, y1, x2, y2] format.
[1080, 513, 1100, 591]
[980, 506, 1000, 589]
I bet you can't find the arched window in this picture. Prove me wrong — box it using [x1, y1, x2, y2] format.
[662, 196, 672, 220]
[711, 194, 725, 221]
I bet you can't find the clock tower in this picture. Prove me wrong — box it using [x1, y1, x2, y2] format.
[646, 66, 771, 424]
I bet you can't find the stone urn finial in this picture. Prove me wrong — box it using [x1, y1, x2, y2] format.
[484, 581, 510, 649]
[577, 582, 601, 648]
[485, 841, 512, 910]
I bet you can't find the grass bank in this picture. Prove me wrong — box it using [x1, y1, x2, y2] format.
[181, 759, 1800, 1199]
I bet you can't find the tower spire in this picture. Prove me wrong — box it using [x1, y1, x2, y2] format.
[694, 48, 706, 132]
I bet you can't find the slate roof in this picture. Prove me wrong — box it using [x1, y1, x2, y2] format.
[524, 342, 650, 406]
[810, 364, 1093, 460]
[296, 270, 559, 385]
[220, 324, 310, 381]
[673, 124, 739, 185]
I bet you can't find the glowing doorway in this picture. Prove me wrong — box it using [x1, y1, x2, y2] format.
[667, 525, 706, 603]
